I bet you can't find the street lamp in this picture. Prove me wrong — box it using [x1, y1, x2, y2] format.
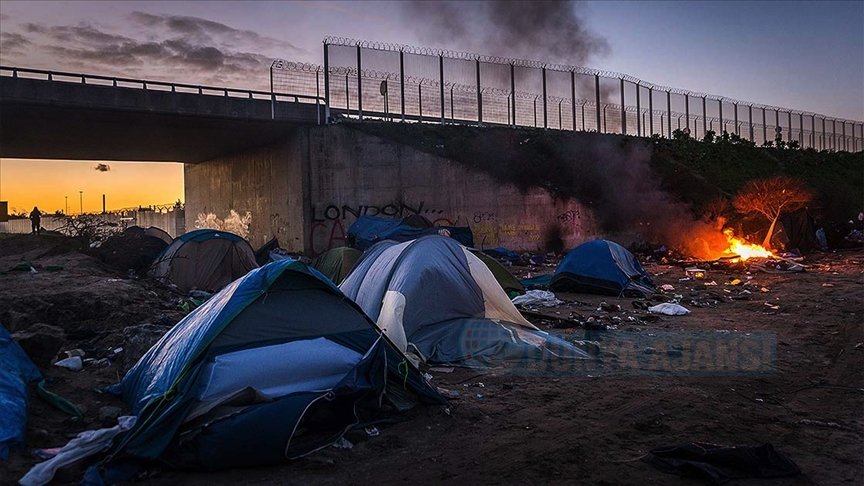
[64, 195, 68, 215]
[79, 191, 83, 215]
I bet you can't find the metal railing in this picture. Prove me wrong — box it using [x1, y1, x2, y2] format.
[270, 37, 863, 151]
[1, 66, 325, 122]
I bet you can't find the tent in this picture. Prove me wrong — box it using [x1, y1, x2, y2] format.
[550, 240, 655, 297]
[96, 226, 170, 274]
[468, 249, 525, 294]
[87, 260, 442, 479]
[348, 215, 474, 250]
[340, 236, 588, 366]
[313, 247, 362, 284]
[777, 209, 820, 253]
[150, 229, 258, 293]
[124, 226, 173, 245]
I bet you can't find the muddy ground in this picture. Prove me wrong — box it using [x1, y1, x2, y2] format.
[1, 233, 862, 485]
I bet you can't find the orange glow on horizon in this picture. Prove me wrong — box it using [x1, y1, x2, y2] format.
[0, 159, 184, 214]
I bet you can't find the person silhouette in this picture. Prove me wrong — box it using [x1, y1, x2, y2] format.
[29, 206, 42, 234]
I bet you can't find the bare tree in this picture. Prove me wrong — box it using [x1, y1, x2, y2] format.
[733, 176, 814, 248]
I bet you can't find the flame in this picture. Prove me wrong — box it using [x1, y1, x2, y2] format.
[722, 228, 775, 261]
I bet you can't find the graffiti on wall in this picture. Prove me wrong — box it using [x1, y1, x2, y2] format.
[310, 200, 449, 255]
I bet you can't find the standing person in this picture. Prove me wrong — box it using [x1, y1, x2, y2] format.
[29, 206, 41, 234]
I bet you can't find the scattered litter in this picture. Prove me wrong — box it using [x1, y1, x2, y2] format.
[53, 356, 83, 371]
[685, 267, 707, 279]
[648, 303, 691, 316]
[511, 290, 562, 307]
[764, 303, 780, 310]
[760, 287, 770, 293]
[659, 284, 675, 292]
[599, 301, 621, 312]
[644, 347, 656, 355]
[63, 349, 85, 358]
[678, 277, 691, 282]
[436, 387, 461, 399]
[821, 283, 834, 288]
[704, 281, 718, 286]
[729, 279, 743, 286]
[364, 426, 380, 437]
[429, 367, 454, 373]
[332, 437, 354, 449]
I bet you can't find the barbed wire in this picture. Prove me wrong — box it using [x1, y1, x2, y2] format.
[320, 36, 861, 124]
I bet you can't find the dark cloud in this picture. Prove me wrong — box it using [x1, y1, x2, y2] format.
[0, 13, 305, 89]
[94, 163, 110, 172]
[0, 32, 30, 52]
[398, 0, 609, 65]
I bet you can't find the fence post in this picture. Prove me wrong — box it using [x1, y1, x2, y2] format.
[761, 107, 767, 144]
[620, 78, 626, 134]
[476, 59, 482, 125]
[648, 87, 653, 136]
[316, 70, 321, 125]
[702, 96, 707, 136]
[666, 90, 672, 138]
[774, 109, 780, 142]
[439, 55, 445, 124]
[542, 67, 547, 129]
[635, 83, 641, 136]
[594, 74, 601, 132]
[323, 43, 330, 123]
[511, 63, 516, 127]
[684, 94, 690, 132]
[842, 121, 847, 151]
[811, 114, 816, 148]
[269, 63, 275, 120]
[400, 49, 405, 122]
[718, 99, 723, 134]
[570, 71, 576, 131]
[797, 113, 803, 147]
[356, 44, 363, 121]
[345, 74, 350, 113]
[581, 102, 585, 131]
[418, 84, 423, 120]
[733, 103, 738, 136]
[832, 119, 837, 150]
[450, 86, 454, 121]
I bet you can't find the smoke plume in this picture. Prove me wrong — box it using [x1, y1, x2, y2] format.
[397, 0, 609, 65]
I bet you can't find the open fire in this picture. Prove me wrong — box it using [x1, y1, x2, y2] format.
[721, 228, 776, 261]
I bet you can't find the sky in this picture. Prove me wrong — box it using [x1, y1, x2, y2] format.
[0, 0, 862, 213]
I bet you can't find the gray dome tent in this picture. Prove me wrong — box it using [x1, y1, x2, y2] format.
[150, 229, 258, 293]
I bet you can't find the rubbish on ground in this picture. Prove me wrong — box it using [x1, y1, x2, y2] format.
[19, 416, 137, 486]
[685, 267, 707, 279]
[648, 303, 691, 316]
[64, 349, 85, 358]
[760, 287, 770, 293]
[36, 380, 82, 418]
[704, 281, 718, 286]
[365, 426, 380, 437]
[332, 437, 353, 449]
[764, 303, 780, 310]
[678, 277, 691, 282]
[644, 347, 656, 354]
[632, 300, 651, 310]
[53, 356, 83, 371]
[436, 387, 461, 399]
[821, 283, 834, 288]
[659, 284, 675, 292]
[511, 289, 562, 307]
[599, 301, 621, 312]
[729, 278, 743, 286]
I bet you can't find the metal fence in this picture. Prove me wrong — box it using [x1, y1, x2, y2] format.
[271, 37, 863, 151]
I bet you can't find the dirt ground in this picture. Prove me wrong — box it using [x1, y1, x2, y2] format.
[1, 233, 862, 485]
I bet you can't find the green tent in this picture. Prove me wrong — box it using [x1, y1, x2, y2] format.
[468, 249, 525, 295]
[313, 247, 362, 284]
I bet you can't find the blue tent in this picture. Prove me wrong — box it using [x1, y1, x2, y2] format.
[550, 240, 655, 297]
[340, 236, 589, 366]
[91, 259, 442, 480]
[0, 325, 42, 460]
[348, 215, 473, 250]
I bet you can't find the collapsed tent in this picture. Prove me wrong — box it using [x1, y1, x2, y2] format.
[340, 236, 588, 366]
[1, 324, 42, 460]
[86, 260, 442, 480]
[313, 247, 362, 284]
[348, 215, 474, 250]
[150, 229, 258, 293]
[95, 226, 170, 274]
[776, 209, 821, 253]
[550, 240, 655, 297]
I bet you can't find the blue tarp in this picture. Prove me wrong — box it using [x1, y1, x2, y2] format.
[0, 325, 42, 460]
[348, 216, 473, 250]
[550, 240, 655, 297]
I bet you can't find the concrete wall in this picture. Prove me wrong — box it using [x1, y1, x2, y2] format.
[184, 124, 598, 255]
[184, 136, 308, 250]
[305, 125, 596, 255]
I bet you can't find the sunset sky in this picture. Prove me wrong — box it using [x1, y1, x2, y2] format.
[0, 0, 861, 213]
